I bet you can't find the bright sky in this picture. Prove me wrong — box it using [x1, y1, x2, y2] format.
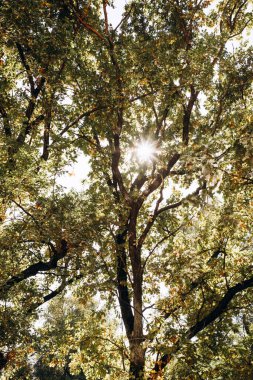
[107, 0, 128, 28]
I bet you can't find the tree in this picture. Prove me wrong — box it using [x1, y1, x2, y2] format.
[0, 0, 253, 379]
[33, 295, 125, 380]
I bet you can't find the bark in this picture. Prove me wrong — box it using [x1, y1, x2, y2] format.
[129, 271, 145, 380]
[129, 343, 145, 380]
[116, 231, 146, 379]
[116, 232, 134, 338]
[187, 276, 253, 338]
[182, 85, 198, 146]
[0, 102, 11, 137]
[27, 274, 83, 313]
[115, 216, 146, 379]
[127, 201, 146, 379]
[0, 353, 7, 372]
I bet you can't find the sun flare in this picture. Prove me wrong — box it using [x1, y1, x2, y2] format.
[136, 141, 156, 163]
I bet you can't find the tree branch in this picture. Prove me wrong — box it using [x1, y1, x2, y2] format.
[182, 85, 198, 145]
[0, 240, 68, 294]
[16, 42, 35, 94]
[187, 276, 253, 338]
[28, 273, 83, 312]
[142, 153, 181, 199]
[150, 274, 253, 378]
[0, 102, 12, 137]
[67, 1, 106, 42]
[16, 73, 46, 146]
[58, 105, 106, 137]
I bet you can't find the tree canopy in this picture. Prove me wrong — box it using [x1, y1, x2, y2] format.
[0, 0, 253, 379]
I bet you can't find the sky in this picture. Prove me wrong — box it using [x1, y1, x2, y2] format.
[107, 0, 128, 28]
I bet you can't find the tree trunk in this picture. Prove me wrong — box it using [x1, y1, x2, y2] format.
[117, 204, 146, 379]
[129, 246, 145, 379]
[0, 352, 8, 372]
[129, 343, 145, 380]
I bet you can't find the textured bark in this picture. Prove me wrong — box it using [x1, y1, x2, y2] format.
[127, 200, 146, 379]
[129, 343, 145, 380]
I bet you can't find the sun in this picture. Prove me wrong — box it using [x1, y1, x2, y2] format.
[136, 140, 157, 163]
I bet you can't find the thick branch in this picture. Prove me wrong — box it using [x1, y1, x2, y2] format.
[112, 133, 129, 201]
[143, 153, 180, 198]
[107, 32, 129, 202]
[58, 105, 106, 137]
[68, 1, 106, 41]
[182, 85, 198, 145]
[150, 274, 253, 378]
[138, 182, 206, 256]
[103, 0, 110, 37]
[41, 107, 51, 161]
[0, 102, 12, 137]
[0, 240, 68, 294]
[187, 276, 253, 338]
[28, 273, 83, 312]
[16, 74, 46, 146]
[157, 182, 206, 216]
[130, 172, 148, 193]
[155, 105, 169, 139]
[16, 42, 35, 94]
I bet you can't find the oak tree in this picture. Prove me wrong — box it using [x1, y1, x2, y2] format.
[0, 0, 253, 379]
